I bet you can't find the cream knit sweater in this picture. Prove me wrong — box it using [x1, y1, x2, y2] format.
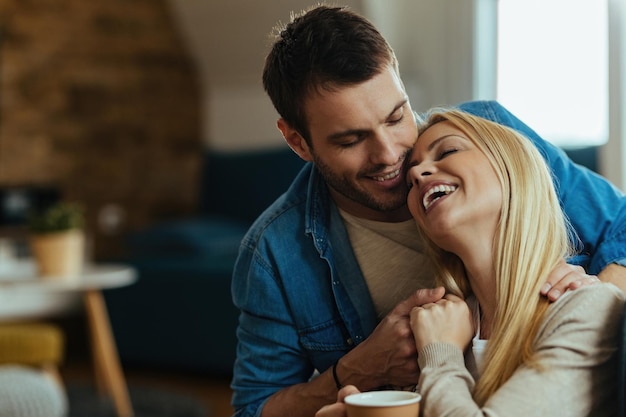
[417, 284, 625, 417]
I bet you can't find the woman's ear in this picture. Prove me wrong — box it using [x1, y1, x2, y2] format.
[277, 119, 313, 162]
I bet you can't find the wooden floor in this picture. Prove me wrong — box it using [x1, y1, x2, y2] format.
[51, 310, 234, 417]
[61, 357, 234, 417]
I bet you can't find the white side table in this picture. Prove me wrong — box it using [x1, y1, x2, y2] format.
[0, 260, 137, 417]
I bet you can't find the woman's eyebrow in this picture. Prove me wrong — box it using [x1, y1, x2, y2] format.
[406, 134, 457, 168]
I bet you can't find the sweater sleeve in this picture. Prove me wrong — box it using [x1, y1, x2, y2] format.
[417, 284, 625, 417]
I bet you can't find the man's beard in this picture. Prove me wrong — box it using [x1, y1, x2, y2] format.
[312, 153, 409, 213]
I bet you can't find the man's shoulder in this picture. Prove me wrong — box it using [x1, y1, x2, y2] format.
[456, 100, 506, 121]
[417, 100, 509, 124]
[241, 164, 328, 245]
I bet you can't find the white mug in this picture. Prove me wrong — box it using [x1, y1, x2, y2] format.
[345, 390, 421, 417]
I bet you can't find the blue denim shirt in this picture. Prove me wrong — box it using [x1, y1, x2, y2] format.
[230, 100, 626, 417]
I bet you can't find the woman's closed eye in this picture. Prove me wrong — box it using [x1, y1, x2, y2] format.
[438, 147, 459, 159]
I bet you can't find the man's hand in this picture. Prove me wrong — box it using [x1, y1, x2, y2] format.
[315, 386, 360, 417]
[598, 263, 626, 293]
[540, 259, 600, 301]
[262, 287, 444, 417]
[336, 287, 445, 390]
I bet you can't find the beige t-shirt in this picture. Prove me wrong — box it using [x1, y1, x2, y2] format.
[339, 209, 437, 318]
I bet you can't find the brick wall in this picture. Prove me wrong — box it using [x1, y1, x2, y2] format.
[0, 0, 202, 259]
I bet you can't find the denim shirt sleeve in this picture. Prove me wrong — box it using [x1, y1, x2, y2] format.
[456, 100, 626, 274]
[230, 244, 307, 417]
[230, 169, 361, 417]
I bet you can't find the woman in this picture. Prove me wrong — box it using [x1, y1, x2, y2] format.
[317, 109, 624, 417]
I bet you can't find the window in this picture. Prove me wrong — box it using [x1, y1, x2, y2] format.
[497, 0, 608, 148]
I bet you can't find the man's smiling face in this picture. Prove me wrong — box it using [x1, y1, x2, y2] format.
[299, 65, 417, 222]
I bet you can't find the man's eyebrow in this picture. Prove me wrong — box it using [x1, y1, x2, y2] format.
[327, 128, 367, 142]
[326, 98, 408, 142]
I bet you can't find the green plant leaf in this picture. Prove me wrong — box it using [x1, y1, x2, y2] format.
[28, 202, 85, 234]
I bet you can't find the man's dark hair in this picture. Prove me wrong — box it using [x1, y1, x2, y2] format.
[262, 5, 397, 143]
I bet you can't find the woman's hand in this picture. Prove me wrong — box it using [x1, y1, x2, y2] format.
[409, 294, 474, 352]
[315, 385, 361, 417]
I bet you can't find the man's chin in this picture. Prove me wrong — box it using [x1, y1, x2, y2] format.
[367, 194, 409, 213]
[376, 202, 409, 214]
[376, 188, 409, 210]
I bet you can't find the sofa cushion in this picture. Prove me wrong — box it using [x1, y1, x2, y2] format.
[128, 216, 249, 259]
[200, 148, 305, 223]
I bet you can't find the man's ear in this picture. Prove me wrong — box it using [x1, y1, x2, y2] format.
[277, 119, 313, 162]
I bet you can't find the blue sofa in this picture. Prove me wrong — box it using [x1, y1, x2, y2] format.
[104, 147, 305, 376]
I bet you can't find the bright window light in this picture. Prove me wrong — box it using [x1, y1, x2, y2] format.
[497, 0, 608, 148]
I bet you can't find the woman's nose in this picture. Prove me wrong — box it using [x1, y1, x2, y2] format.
[407, 161, 434, 186]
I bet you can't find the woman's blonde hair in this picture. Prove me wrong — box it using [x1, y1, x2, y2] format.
[416, 109, 575, 405]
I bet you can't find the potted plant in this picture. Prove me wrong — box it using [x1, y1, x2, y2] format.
[28, 202, 85, 279]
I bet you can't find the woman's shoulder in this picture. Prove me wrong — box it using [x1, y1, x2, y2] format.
[532, 283, 625, 378]
[562, 282, 623, 302]
[543, 283, 625, 330]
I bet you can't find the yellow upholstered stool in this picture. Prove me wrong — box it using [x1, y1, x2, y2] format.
[0, 323, 64, 385]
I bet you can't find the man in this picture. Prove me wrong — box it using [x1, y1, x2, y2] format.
[231, 6, 626, 417]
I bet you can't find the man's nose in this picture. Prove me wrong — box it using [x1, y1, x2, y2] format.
[369, 132, 403, 165]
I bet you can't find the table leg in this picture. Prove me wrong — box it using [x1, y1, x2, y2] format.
[84, 289, 134, 417]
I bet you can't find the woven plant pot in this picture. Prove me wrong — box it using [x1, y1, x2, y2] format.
[30, 230, 85, 279]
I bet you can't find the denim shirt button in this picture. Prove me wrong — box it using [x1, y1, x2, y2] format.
[346, 338, 354, 346]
